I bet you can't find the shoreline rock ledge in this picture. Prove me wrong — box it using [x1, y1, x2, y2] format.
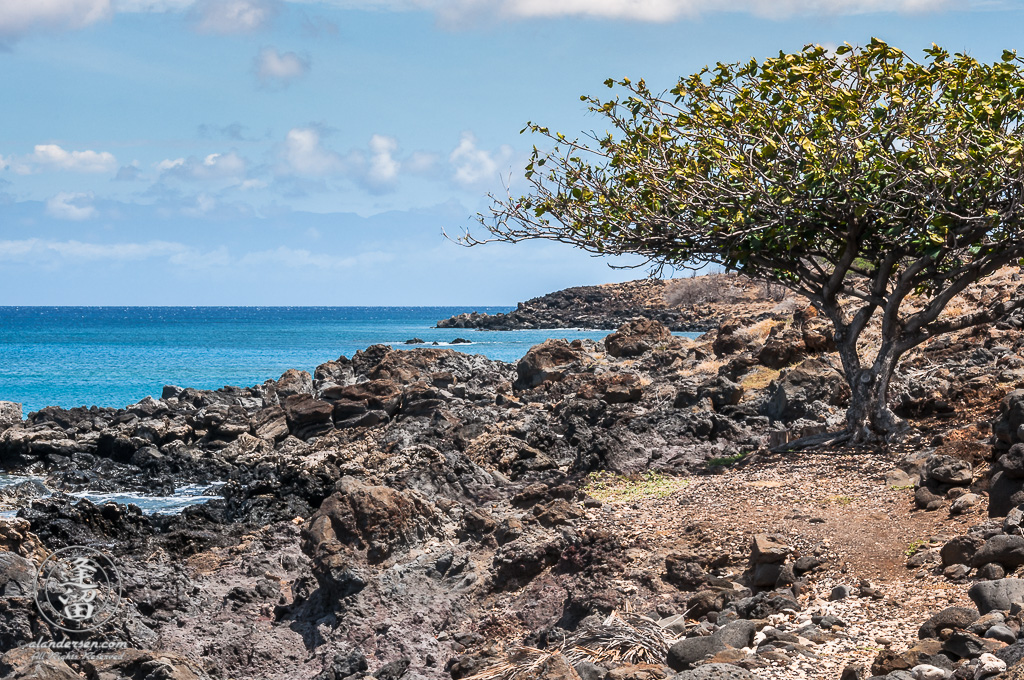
[436, 278, 770, 333]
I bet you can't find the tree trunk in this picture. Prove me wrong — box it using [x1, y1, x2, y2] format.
[842, 346, 906, 444]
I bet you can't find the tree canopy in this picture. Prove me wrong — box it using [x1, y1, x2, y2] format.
[467, 40, 1024, 443]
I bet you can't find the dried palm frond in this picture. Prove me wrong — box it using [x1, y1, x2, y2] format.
[561, 610, 680, 667]
[460, 610, 684, 679]
[461, 647, 555, 680]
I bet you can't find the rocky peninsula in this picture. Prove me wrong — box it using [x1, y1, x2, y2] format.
[3, 271, 1024, 680]
[436, 275, 788, 332]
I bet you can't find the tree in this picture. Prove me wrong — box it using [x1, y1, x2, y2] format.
[465, 40, 1024, 444]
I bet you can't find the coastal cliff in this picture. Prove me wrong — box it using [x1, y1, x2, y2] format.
[1, 269, 1024, 680]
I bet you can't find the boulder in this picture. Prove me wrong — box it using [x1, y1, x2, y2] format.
[872, 640, 944, 676]
[0, 519, 46, 564]
[670, 664, 758, 680]
[0, 648, 80, 680]
[943, 534, 987, 567]
[665, 552, 707, 589]
[978, 563, 1007, 581]
[952, 493, 982, 515]
[604, 318, 674, 358]
[974, 653, 1006, 679]
[530, 654, 582, 680]
[250, 405, 289, 441]
[701, 377, 745, 410]
[666, 636, 727, 671]
[761, 358, 850, 422]
[750, 562, 784, 587]
[0, 402, 21, 431]
[985, 625, 1016, 645]
[994, 641, 1024, 667]
[943, 631, 1000, 659]
[324, 379, 403, 417]
[81, 649, 203, 680]
[758, 328, 806, 369]
[0, 552, 35, 597]
[988, 471, 1024, 517]
[514, 340, 586, 390]
[926, 455, 973, 486]
[968, 579, 1024, 614]
[712, 619, 758, 649]
[750, 534, 790, 564]
[972, 535, 1024, 569]
[464, 434, 557, 479]
[302, 477, 439, 564]
[275, 368, 314, 398]
[731, 591, 799, 619]
[909, 665, 948, 680]
[919, 607, 980, 640]
[282, 394, 334, 439]
[161, 385, 183, 399]
[713, 319, 747, 357]
[998, 444, 1024, 479]
[994, 390, 1024, 449]
[802, 318, 837, 353]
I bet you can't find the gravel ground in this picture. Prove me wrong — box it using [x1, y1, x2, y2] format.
[570, 448, 983, 679]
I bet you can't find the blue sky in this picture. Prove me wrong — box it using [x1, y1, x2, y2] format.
[1, 0, 1023, 305]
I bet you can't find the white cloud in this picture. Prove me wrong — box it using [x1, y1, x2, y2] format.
[281, 127, 341, 176]
[28, 144, 118, 173]
[157, 152, 247, 181]
[365, 134, 400, 189]
[0, 155, 8, 171]
[0, 0, 111, 40]
[0, 237, 192, 262]
[45, 192, 99, 220]
[0, 236, 393, 272]
[404, 0, 955, 20]
[239, 246, 393, 270]
[240, 178, 268, 190]
[406, 151, 439, 175]
[113, 0, 194, 10]
[449, 132, 512, 188]
[255, 47, 310, 88]
[0, 0, 969, 42]
[168, 245, 231, 269]
[0, 0, 974, 45]
[48, 239, 185, 259]
[114, 163, 143, 181]
[190, 0, 276, 34]
[157, 158, 185, 171]
[182, 193, 218, 216]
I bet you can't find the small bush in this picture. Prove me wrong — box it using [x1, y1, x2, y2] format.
[707, 451, 748, 467]
[584, 471, 689, 502]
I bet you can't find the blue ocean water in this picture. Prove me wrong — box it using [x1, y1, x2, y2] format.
[0, 307, 655, 414]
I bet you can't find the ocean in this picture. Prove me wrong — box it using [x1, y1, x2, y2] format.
[0, 306, 671, 414]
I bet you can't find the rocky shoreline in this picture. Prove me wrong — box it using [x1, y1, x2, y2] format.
[3, 269, 1024, 680]
[436, 276, 791, 333]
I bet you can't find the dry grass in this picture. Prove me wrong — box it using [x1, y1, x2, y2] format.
[741, 318, 783, 342]
[687, 357, 725, 377]
[938, 300, 969, 320]
[584, 471, 689, 503]
[664, 274, 744, 307]
[739, 366, 781, 393]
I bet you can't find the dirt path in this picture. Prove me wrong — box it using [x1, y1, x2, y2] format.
[579, 449, 981, 678]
